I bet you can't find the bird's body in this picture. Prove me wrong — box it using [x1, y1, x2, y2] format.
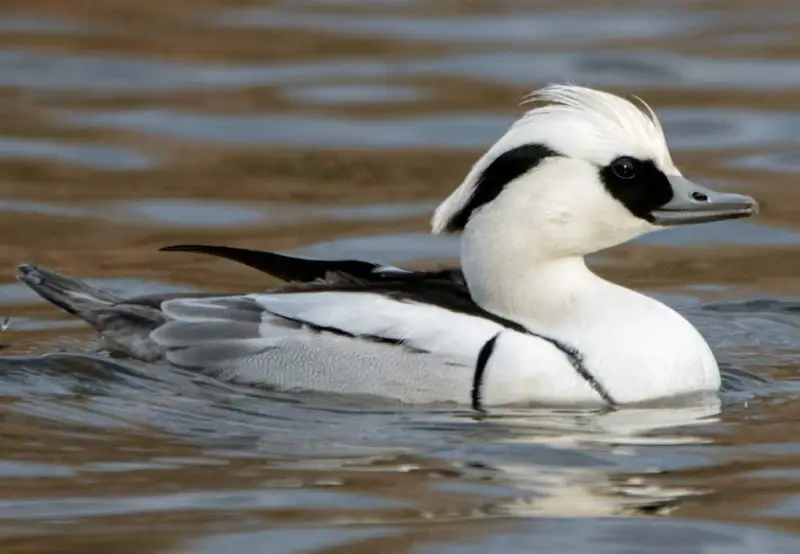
[17, 85, 758, 408]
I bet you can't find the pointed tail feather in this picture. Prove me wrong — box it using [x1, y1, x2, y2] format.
[17, 264, 121, 316]
[16, 264, 166, 361]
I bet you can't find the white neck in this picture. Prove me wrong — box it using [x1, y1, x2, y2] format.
[460, 227, 611, 327]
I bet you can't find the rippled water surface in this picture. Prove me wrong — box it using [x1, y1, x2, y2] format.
[2, 0, 800, 552]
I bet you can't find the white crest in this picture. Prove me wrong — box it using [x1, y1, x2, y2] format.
[431, 84, 679, 234]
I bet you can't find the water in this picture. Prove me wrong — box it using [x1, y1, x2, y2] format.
[1, 0, 800, 551]
[0, 137, 152, 170]
[216, 8, 713, 43]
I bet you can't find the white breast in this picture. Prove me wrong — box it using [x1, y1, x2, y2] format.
[508, 287, 721, 404]
[480, 330, 603, 405]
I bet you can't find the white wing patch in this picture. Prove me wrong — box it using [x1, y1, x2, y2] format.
[250, 291, 502, 363]
[154, 291, 503, 371]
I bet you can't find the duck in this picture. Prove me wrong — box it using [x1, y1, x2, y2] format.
[16, 84, 758, 409]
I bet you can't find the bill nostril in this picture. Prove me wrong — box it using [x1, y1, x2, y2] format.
[690, 191, 709, 202]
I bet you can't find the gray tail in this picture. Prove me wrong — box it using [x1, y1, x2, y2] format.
[17, 263, 123, 320]
[17, 264, 167, 361]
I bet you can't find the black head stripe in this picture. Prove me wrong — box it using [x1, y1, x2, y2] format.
[599, 157, 673, 222]
[445, 143, 560, 232]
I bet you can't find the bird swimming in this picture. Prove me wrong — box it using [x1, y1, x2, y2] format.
[17, 84, 758, 409]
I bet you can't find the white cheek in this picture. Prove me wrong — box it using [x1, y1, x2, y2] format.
[598, 192, 654, 235]
[467, 158, 660, 257]
[550, 165, 656, 248]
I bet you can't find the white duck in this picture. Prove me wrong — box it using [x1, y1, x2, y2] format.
[17, 84, 758, 409]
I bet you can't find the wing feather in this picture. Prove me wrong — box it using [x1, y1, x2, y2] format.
[250, 291, 502, 362]
[160, 244, 410, 283]
[154, 290, 503, 371]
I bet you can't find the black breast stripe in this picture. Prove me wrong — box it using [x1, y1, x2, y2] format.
[470, 328, 617, 410]
[472, 333, 500, 412]
[537, 334, 617, 407]
[478, 312, 617, 408]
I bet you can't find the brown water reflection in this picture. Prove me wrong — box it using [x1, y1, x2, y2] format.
[1, 0, 800, 552]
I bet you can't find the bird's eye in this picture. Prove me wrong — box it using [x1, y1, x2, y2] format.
[611, 157, 637, 180]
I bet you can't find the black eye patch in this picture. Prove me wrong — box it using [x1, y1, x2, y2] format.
[599, 156, 673, 221]
[444, 143, 560, 232]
